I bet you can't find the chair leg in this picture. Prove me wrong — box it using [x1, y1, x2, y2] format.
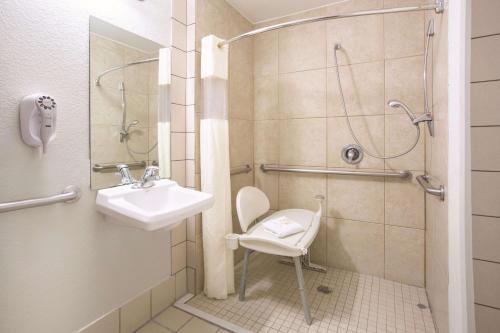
[293, 256, 312, 325]
[239, 248, 251, 301]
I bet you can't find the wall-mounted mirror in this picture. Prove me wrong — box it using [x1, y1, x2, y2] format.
[89, 16, 170, 189]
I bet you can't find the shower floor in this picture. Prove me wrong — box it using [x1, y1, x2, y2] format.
[179, 254, 436, 333]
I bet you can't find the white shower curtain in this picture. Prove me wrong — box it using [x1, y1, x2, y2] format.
[157, 48, 171, 178]
[200, 36, 234, 299]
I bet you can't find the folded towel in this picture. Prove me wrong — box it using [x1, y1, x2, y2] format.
[263, 217, 305, 238]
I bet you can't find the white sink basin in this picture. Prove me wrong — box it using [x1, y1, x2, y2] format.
[96, 179, 214, 231]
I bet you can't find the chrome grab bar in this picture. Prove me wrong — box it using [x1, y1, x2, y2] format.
[231, 164, 252, 176]
[416, 175, 445, 201]
[0, 186, 81, 214]
[260, 164, 411, 178]
[93, 161, 147, 172]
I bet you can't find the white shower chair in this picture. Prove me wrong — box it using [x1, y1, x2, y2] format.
[235, 186, 323, 325]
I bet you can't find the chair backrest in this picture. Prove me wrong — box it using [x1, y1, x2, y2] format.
[236, 186, 270, 232]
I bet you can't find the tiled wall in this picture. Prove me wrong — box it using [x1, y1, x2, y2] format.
[253, 0, 429, 287]
[90, 33, 159, 189]
[424, 6, 448, 333]
[470, 0, 500, 331]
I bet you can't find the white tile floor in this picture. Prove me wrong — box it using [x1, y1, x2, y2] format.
[185, 254, 436, 333]
[137, 306, 229, 333]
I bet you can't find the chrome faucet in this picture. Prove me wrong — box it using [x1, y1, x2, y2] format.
[117, 164, 135, 185]
[134, 166, 160, 188]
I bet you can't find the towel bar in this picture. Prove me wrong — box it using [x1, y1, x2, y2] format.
[93, 161, 147, 172]
[0, 186, 81, 213]
[260, 164, 411, 178]
[230, 164, 252, 176]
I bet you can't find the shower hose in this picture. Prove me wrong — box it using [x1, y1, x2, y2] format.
[333, 45, 420, 160]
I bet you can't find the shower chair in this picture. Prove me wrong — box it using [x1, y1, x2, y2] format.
[235, 186, 323, 325]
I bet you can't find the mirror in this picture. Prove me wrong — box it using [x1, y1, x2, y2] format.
[89, 16, 170, 189]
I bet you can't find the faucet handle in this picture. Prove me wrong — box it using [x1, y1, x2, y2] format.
[143, 165, 160, 181]
[116, 164, 135, 185]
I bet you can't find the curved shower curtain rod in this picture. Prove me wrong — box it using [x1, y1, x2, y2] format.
[218, 0, 444, 47]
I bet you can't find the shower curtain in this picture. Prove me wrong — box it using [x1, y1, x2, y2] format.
[200, 36, 234, 299]
[157, 48, 171, 178]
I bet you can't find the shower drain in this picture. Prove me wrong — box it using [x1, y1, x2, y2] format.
[317, 285, 332, 294]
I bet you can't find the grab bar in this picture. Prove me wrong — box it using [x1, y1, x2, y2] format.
[93, 161, 147, 172]
[231, 164, 252, 176]
[260, 164, 411, 178]
[0, 186, 81, 213]
[416, 175, 445, 201]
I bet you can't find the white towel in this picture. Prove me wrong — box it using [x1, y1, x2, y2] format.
[263, 217, 305, 238]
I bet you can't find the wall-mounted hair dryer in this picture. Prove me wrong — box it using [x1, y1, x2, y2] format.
[19, 94, 57, 153]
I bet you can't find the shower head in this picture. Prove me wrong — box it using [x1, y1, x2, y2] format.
[387, 100, 417, 123]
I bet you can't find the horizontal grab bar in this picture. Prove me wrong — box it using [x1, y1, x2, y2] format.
[260, 164, 411, 178]
[93, 161, 147, 172]
[231, 164, 252, 176]
[416, 175, 445, 201]
[0, 186, 81, 214]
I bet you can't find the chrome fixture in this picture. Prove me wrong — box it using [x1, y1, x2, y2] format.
[95, 57, 158, 86]
[423, 18, 435, 136]
[416, 174, 445, 201]
[93, 161, 147, 172]
[217, 0, 444, 47]
[260, 164, 411, 179]
[388, 100, 433, 126]
[230, 164, 252, 176]
[341, 144, 363, 165]
[333, 44, 421, 160]
[133, 166, 160, 188]
[0, 186, 81, 214]
[117, 164, 136, 185]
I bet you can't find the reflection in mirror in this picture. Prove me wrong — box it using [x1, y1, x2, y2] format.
[89, 16, 170, 189]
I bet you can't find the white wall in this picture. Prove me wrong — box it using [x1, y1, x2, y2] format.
[0, 1, 171, 332]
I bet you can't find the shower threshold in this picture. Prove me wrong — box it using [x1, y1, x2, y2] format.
[175, 254, 436, 333]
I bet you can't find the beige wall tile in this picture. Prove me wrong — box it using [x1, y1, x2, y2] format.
[385, 225, 425, 286]
[385, 56, 424, 115]
[326, 218, 385, 277]
[472, 0, 500, 38]
[229, 70, 253, 120]
[325, 0, 383, 14]
[384, 12, 424, 59]
[475, 304, 500, 333]
[187, 267, 196, 294]
[171, 220, 187, 246]
[471, 35, 500, 82]
[254, 120, 279, 164]
[474, 259, 500, 308]
[186, 216, 196, 241]
[171, 76, 186, 105]
[171, 104, 186, 132]
[229, 119, 253, 166]
[471, 127, 500, 171]
[254, 164, 279, 210]
[172, 19, 187, 51]
[171, 47, 187, 78]
[254, 31, 278, 77]
[187, 241, 196, 268]
[186, 105, 196, 132]
[327, 116, 385, 170]
[171, 160, 186, 186]
[196, 0, 229, 41]
[327, 62, 385, 117]
[279, 173, 327, 213]
[254, 75, 279, 120]
[171, 132, 186, 160]
[172, 241, 187, 274]
[425, 102, 449, 183]
[120, 291, 151, 333]
[385, 176, 425, 229]
[91, 125, 148, 164]
[279, 118, 327, 166]
[229, 38, 253, 73]
[80, 309, 119, 333]
[151, 277, 176, 317]
[172, 0, 187, 24]
[473, 215, 500, 263]
[326, 15, 384, 66]
[327, 175, 385, 223]
[279, 69, 327, 119]
[385, 114, 425, 171]
[310, 218, 327, 266]
[185, 160, 195, 187]
[278, 22, 326, 73]
[154, 307, 192, 332]
[90, 87, 122, 126]
[471, 81, 500, 126]
[175, 268, 188, 299]
[230, 171, 254, 216]
[472, 171, 500, 216]
[186, 132, 195, 160]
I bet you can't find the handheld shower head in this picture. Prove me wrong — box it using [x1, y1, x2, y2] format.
[387, 99, 417, 123]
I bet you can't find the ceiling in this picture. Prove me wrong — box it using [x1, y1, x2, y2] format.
[225, 0, 348, 23]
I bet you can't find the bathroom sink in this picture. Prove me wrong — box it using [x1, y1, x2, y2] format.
[96, 179, 214, 231]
